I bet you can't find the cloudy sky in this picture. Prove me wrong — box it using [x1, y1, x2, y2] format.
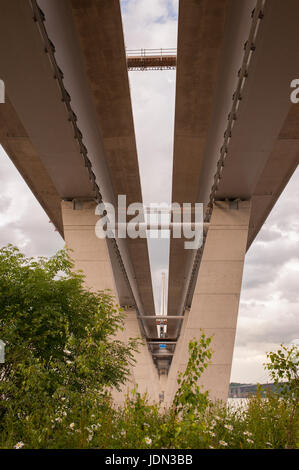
[0, 0, 298, 383]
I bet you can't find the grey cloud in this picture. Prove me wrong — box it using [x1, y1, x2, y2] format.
[256, 166, 299, 233]
[121, 1, 178, 313]
[0, 195, 12, 213]
[148, 237, 170, 312]
[129, 70, 176, 205]
[0, 215, 64, 258]
[236, 310, 299, 347]
[257, 225, 284, 242]
[0, 146, 64, 258]
[275, 270, 299, 303]
[242, 176, 299, 293]
[246, 238, 299, 269]
[242, 263, 277, 290]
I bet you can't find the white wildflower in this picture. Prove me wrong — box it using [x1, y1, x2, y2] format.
[91, 423, 101, 431]
[14, 442, 24, 449]
[69, 423, 75, 430]
[145, 437, 152, 445]
[224, 424, 233, 431]
[219, 440, 228, 446]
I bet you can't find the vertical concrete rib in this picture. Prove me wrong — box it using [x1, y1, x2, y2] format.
[166, 201, 251, 404]
[61, 200, 160, 403]
[68, 0, 156, 322]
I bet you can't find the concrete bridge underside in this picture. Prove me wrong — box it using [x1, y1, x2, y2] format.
[0, 0, 298, 403]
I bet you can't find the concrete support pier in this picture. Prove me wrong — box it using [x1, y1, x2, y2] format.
[165, 200, 251, 404]
[61, 200, 160, 403]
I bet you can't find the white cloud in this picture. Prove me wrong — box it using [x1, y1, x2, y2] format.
[121, 0, 178, 48]
[0, 145, 64, 257]
[231, 167, 299, 382]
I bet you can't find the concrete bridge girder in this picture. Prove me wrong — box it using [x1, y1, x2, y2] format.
[168, 0, 299, 326]
[61, 200, 161, 403]
[166, 200, 252, 404]
[0, 0, 156, 333]
[0, 0, 298, 404]
[61, 199, 251, 404]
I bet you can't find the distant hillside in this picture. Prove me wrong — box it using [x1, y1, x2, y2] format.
[229, 382, 286, 398]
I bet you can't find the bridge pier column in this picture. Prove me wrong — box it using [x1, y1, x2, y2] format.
[61, 200, 160, 404]
[165, 200, 251, 404]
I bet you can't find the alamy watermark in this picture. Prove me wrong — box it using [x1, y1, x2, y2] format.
[94, 196, 204, 250]
[0, 340, 5, 363]
[290, 79, 299, 103]
[0, 79, 4, 103]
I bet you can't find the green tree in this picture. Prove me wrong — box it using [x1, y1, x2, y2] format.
[0, 245, 140, 423]
[264, 344, 299, 448]
[173, 332, 213, 417]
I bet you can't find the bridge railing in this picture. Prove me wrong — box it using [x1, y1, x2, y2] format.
[126, 48, 177, 71]
[126, 48, 177, 57]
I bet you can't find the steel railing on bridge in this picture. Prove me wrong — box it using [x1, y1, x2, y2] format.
[126, 48, 176, 71]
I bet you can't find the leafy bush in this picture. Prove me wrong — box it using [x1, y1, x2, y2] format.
[0, 246, 298, 449]
[173, 333, 212, 417]
[0, 245, 140, 446]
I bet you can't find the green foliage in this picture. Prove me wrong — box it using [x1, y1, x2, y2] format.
[264, 344, 299, 448]
[173, 332, 212, 416]
[0, 246, 298, 449]
[0, 245, 141, 432]
[265, 344, 298, 401]
[2, 387, 297, 449]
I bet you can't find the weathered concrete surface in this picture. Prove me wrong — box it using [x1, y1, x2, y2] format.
[164, 310, 189, 404]
[247, 103, 299, 248]
[0, 0, 155, 332]
[168, 0, 234, 322]
[215, 0, 299, 200]
[61, 200, 160, 403]
[0, 0, 95, 202]
[168, 0, 299, 327]
[68, 0, 156, 320]
[1, 0, 298, 401]
[165, 201, 251, 404]
[171, 0, 231, 204]
[0, 98, 63, 236]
